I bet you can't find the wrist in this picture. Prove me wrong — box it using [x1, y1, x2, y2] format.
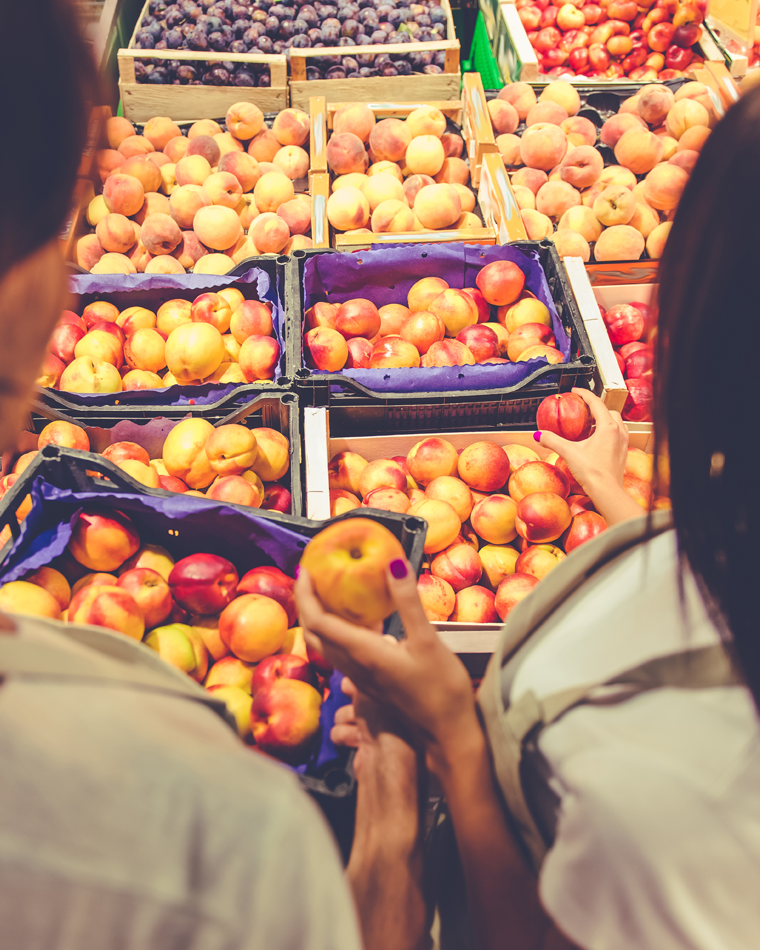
[427, 708, 486, 785]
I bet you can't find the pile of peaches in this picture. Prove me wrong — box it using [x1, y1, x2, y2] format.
[602, 299, 655, 422]
[489, 79, 713, 262]
[39, 286, 279, 394]
[328, 392, 666, 623]
[304, 264, 564, 372]
[323, 102, 479, 236]
[515, 0, 708, 80]
[0, 513, 326, 763]
[78, 103, 314, 275]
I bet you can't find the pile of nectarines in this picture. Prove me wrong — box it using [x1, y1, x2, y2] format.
[328, 416, 667, 624]
[39, 285, 279, 394]
[304, 264, 565, 371]
[324, 103, 480, 236]
[600, 299, 656, 422]
[78, 103, 314, 275]
[490, 79, 714, 262]
[0, 515, 327, 762]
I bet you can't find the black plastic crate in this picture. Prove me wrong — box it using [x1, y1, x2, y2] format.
[288, 242, 594, 431]
[44, 256, 291, 417]
[26, 389, 304, 517]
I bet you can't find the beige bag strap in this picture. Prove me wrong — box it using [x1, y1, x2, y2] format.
[0, 625, 235, 729]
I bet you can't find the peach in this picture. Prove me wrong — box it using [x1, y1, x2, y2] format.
[333, 103, 376, 143]
[625, 446, 654, 482]
[456, 324, 500, 362]
[239, 335, 280, 381]
[357, 459, 406, 499]
[95, 213, 136, 255]
[230, 300, 273, 343]
[305, 301, 338, 332]
[407, 438, 458, 486]
[506, 323, 555, 361]
[600, 113, 647, 149]
[245, 128, 278, 163]
[463, 287, 490, 323]
[434, 158, 470, 186]
[328, 451, 368, 495]
[103, 173, 144, 217]
[75, 328, 123, 367]
[149, 154, 173, 170]
[624, 473, 653, 509]
[536, 180, 581, 220]
[224, 100, 264, 140]
[593, 185, 636, 226]
[330, 488, 361, 516]
[305, 326, 349, 371]
[561, 116, 597, 148]
[442, 132, 465, 158]
[517, 343, 563, 365]
[413, 183, 461, 229]
[193, 205, 242, 250]
[189, 292, 231, 335]
[206, 475, 260, 507]
[106, 116, 135, 150]
[498, 82, 537, 121]
[540, 80, 581, 116]
[495, 572, 539, 620]
[165, 322, 224, 382]
[358, 484, 409, 513]
[327, 132, 367, 175]
[614, 128, 664, 175]
[76, 234, 105, 271]
[132, 191, 172, 225]
[169, 184, 211, 230]
[163, 135, 189, 164]
[378, 303, 410, 336]
[450, 586, 498, 623]
[68, 507, 140, 572]
[635, 85, 673, 125]
[102, 442, 150, 467]
[249, 213, 289, 254]
[399, 311, 445, 354]
[559, 146, 603, 189]
[628, 203, 660, 240]
[643, 164, 688, 211]
[124, 328, 166, 374]
[156, 299, 191, 335]
[327, 186, 370, 231]
[424, 340, 474, 367]
[598, 165, 637, 191]
[429, 288, 479, 337]
[118, 135, 154, 158]
[520, 210, 553, 241]
[144, 256, 185, 275]
[370, 338, 421, 368]
[487, 99, 520, 140]
[516, 543, 566, 580]
[417, 574, 455, 622]
[68, 584, 144, 639]
[372, 199, 415, 233]
[90, 253, 137, 275]
[552, 229, 590, 261]
[478, 260, 526, 308]
[161, 418, 215, 489]
[345, 337, 372, 370]
[38, 421, 89, 453]
[646, 221, 672, 259]
[24, 566, 71, 610]
[457, 441, 509, 492]
[189, 254, 234, 276]
[120, 154, 163, 194]
[520, 125, 568, 171]
[369, 118, 411, 163]
[141, 213, 182, 256]
[666, 99, 710, 139]
[508, 460, 569, 502]
[516, 491, 572, 543]
[60, 356, 122, 393]
[175, 154, 212, 187]
[669, 150, 699, 175]
[271, 108, 309, 147]
[478, 544, 520, 590]
[202, 171, 242, 210]
[406, 105, 446, 138]
[593, 224, 644, 261]
[512, 167, 548, 194]
[527, 100, 569, 128]
[216, 153, 260, 194]
[334, 298, 381, 340]
[247, 428, 289, 482]
[471, 494, 518, 545]
[408, 498, 461, 554]
[214, 132, 244, 158]
[408, 277, 449, 312]
[273, 145, 310, 181]
[277, 196, 311, 235]
[252, 172, 294, 214]
[159, 163, 177, 195]
[451, 184, 476, 215]
[678, 125, 710, 152]
[367, 161, 404, 182]
[401, 175, 434, 211]
[558, 205, 603, 243]
[431, 542, 483, 593]
[363, 172, 405, 211]
[425, 475, 473, 522]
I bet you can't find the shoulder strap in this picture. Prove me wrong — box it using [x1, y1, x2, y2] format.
[0, 625, 237, 732]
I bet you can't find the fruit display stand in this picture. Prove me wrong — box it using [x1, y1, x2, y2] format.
[21, 388, 304, 516]
[492, 1, 730, 85]
[288, 240, 594, 429]
[288, 0, 460, 110]
[0, 445, 427, 849]
[303, 410, 654, 658]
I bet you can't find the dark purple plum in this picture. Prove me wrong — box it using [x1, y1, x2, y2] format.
[341, 54, 358, 69]
[207, 30, 227, 49]
[147, 65, 171, 81]
[177, 63, 198, 81]
[370, 28, 386, 41]
[265, 14, 280, 33]
[203, 66, 231, 82]
[257, 33, 274, 48]
[235, 68, 257, 84]
[306, 64, 323, 78]
[308, 26, 322, 41]
[280, 18, 295, 36]
[291, 32, 311, 44]
[258, 71, 271, 84]
[325, 65, 346, 77]
[338, 35, 355, 44]
[423, 62, 441, 72]
[165, 27, 184, 46]
[135, 30, 156, 47]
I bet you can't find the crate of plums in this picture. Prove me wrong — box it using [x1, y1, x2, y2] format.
[118, 0, 289, 121]
[288, 0, 461, 110]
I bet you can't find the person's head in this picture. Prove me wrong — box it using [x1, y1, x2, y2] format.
[0, 0, 94, 452]
[656, 86, 760, 703]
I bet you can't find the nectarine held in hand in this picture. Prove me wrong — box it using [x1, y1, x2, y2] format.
[536, 393, 593, 442]
[300, 518, 406, 626]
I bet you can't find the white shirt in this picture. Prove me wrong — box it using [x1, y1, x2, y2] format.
[510, 529, 760, 950]
[0, 618, 362, 950]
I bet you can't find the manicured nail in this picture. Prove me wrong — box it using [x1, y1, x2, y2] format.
[533, 431, 542, 443]
[294, 565, 300, 579]
[389, 558, 408, 579]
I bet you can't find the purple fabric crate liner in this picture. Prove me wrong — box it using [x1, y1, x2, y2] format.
[302, 243, 570, 394]
[1, 479, 350, 773]
[58, 267, 283, 407]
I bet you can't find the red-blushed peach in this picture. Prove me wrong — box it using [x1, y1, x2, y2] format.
[450, 585, 498, 623]
[37, 421, 90, 453]
[516, 543, 566, 580]
[561, 510, 608, 552]
[70, 572, 118, 597]
[102, 442, 151, 468]
[594, 225, 645, 262]
[222, 100, 264, 141]
[561, 116, 597, 149]
[635, 84, 674, 125]
[512, 167, 548, 195]
[614, 128, 664, 175]
[333, 102, 376, 143]
[476, 260, 526, 307]
[461, 287, 490, 324]
[399, 311, 445, 354]
[68, 507, 140, 572]
[305, 327, 349, 372]
[527, 101, 569, 129]
[330, 488, 361, 516]
[508, 459, 569, 502]
[669, 149, 699, 175]
[643, 164, 688, 211]
[600, 113, 647, 151]
[163, 135, 189, 164]
[407, 437, 458, 486]
[413, 183, 462, 229]
[498, 82, 537, 121]
[520, 209, 554, 240]
[328, 451, 368, 495]
[76, 234, 105, 271]
[371, 199, 415, 233]
[106, 116, 135, 150]
[488, 97, 520, 135]
[456, 324, 500, 362]
[335, 298, 381, 340]
[277, 197, 311, 235]
[425, 475, 473, 522]
[495, 572, 539, 620]
[363, 487, 410, 514]
[417, 573, 456, 622]
[239, 335, 280, 381]
[515, 491, 572, 543]
[327, 132, 367, 175]
[536, 392, 593, 441]
[470, 494, 518, 545]
[357, 459, 406, 499]
[273, 145, 310, 181]
[506, 323, 555, 362]
[120, 154, 163, 194]
[271, 108, 309, 147]
[403, 173, 436, 207]
[408, 498, 461, 553]
[230, 299, 273, 343]
[103, 173, 144, 217]
[190, 292, 232, 334]
[95, 213, 135, 255]
[497, 133, 525, 167]
[83, 301, 120, 328]
[327, 186, 370, 231]
[424, 339, 474, 367]
[141, 213, 182, 256]
[250, 213, 290, 254]
[132, 192, 172, 227]
[305, 301, 339, 332]
[429, 288, 479, 337]
[499, 296, 551, 333]
[554, 455, 583, 495]
[458, 441, 510, 492]
[370, 338, 421, 368]
[408, 277, 449, 312]
[156, 299, 192, 335]
[118, 135, 155, 159]
[503, 444, 541, 471]
[624, 473, 653, 510]
[68, 584, 144, 639]
[435, 159, 470, 187]
[142, 117, 181, 153]
[598, 165, 637, 190]
[520, 124, 567, 172]
[116, 567, 172, 629]
[431, 540, 484, 592]
[478, 544, 520, 590]
[206, 474, 261, 507]
[536, 180, 581, 220]
[193, 205, 242, 251]
[203, 171, 242, 210]
[248, 129, 281, 164]
[369, 118, 412, 163]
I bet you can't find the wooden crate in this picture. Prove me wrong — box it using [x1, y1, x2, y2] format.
[303, 406, 654, 654]
[289, 0, 460, 110]
[308, 79, 526, 249]
[117, 0, 287, 122]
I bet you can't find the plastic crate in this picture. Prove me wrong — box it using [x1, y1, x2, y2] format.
[26, 389, 304, 518]
[288, 242, 595, 431]
[42, 257, 291, 418]
[0, 446, 427, 850]
[462, 11, 503, 90]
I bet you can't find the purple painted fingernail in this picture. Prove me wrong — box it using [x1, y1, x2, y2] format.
[533, 431, 542, 443]
[294, 565, 300, 579]
[389, 558, 407, 579]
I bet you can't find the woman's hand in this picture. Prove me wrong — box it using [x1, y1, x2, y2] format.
[537, 388, 644, 525]
[295, 559, 480, 776]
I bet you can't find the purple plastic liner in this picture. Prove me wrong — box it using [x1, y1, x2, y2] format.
[301, 243, 570, 394]
[0, 479, 347, 775]
[54, 266, 283, 407]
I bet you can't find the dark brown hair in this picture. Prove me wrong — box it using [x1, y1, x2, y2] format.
[655, 86, 760, 703]
[0, 0, 95, 279]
